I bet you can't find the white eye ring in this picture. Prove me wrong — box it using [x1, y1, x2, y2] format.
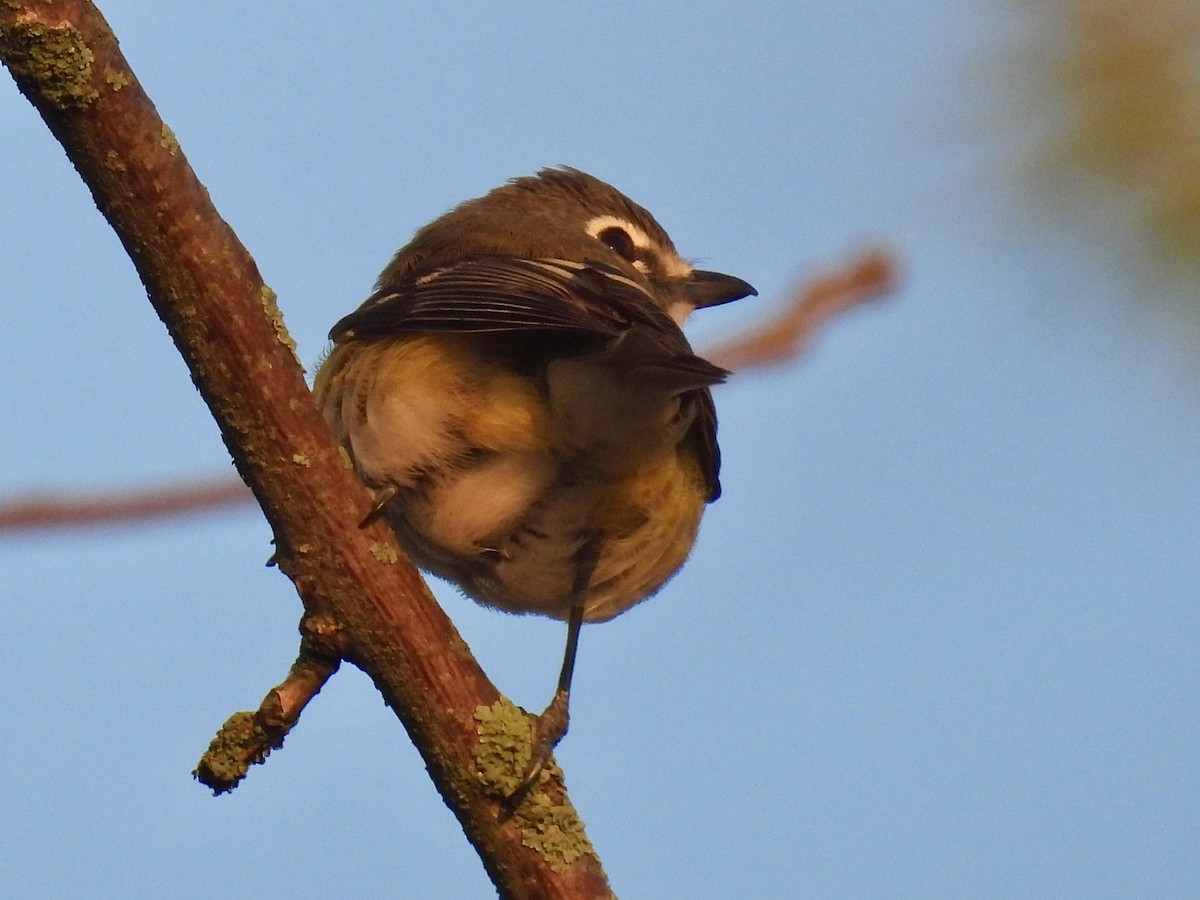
[583, 214, 694, 279]
[584, 215, 652, 251]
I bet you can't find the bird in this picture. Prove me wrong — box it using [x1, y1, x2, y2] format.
[313, 167, 755, 792]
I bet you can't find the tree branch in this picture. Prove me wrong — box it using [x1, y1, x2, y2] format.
[195, 613, 343, 794]
[0, 475, 252, 531]
[0, 3, 610, 896]
[706, 249, 897, 372]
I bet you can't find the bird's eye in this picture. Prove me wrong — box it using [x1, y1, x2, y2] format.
[597, 226, 636, 261]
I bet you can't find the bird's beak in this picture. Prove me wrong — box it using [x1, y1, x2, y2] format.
[682, 269, 758, 309]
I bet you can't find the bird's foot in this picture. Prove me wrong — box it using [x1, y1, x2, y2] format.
[508, 689, 570, 801]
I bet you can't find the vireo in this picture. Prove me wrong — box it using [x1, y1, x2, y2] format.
[314, 167, 755, 790]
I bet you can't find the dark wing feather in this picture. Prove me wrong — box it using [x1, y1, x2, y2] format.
[330, 255, 725, 500]
[692, 389, 722, 502]
[330, 257, 658, 340]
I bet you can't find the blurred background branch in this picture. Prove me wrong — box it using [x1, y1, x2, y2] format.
[0, 250, 896, 534]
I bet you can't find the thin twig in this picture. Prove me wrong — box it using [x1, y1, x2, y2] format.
[0, 476, 251, 531]
[707, 249, 898, 372]
[196, 615, 344, 794]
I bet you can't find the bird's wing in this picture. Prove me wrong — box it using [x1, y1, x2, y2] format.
[329, 255, 726, 501]
[332, 257, 662, 340]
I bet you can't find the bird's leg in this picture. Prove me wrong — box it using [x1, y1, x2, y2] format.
[511, 535, 600, 798]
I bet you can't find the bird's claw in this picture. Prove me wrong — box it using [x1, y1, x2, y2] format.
[508, 690, 571, 801]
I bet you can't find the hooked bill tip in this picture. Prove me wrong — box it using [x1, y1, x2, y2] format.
[684, 270, 757, 309]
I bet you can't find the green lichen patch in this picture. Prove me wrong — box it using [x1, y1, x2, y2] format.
[193, 710, 270, 794]
[104, 67, 130, 91]
[259, 284, 301, 365]
[0, 21, 99, 110]
[516, 790, 595, 872]
[158, 122, 179, 155]
[472, 701, 597, 872]
[473, 700, 533, 795]
[368, 542, 398, 564]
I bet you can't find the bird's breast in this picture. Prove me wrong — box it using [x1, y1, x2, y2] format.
[314, 332, 709, 622]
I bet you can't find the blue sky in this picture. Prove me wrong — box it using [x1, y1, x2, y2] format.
[3, 2, 1198, 897]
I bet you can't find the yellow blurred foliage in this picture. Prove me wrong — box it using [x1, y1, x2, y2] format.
[1018, 0, 1200, 275]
